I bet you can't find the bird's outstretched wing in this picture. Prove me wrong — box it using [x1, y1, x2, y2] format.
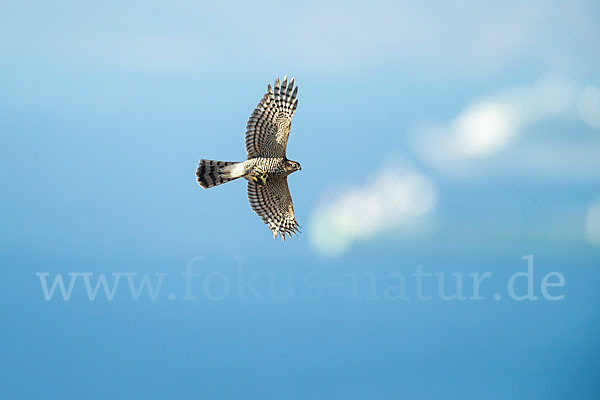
[245, 76, 298, 158]
[247, 177, 300, 240]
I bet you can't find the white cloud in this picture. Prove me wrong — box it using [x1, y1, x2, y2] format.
[416, 76, 576, 163]
[451, 101, 519, 157]
[414, 76, 600, 180]
[585, 201, 600, 246]
[309, 164, 436, 256]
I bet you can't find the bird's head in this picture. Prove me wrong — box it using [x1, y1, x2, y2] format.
[284, 159, 302, 174]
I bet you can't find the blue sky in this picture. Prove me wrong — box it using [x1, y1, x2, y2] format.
[1, 1, 600, 399]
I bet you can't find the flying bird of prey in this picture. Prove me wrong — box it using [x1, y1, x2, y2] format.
[196, 76, 301, 240]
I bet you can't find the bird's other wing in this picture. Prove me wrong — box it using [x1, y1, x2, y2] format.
[247, 177, 300, 240]
[245, 75, 298, 158]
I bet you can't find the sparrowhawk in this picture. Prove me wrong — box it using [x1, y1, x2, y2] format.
[196, 76, 301, 240]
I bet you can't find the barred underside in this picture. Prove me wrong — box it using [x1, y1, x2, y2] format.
[252, 157, 285, 175]
[196, 76, 302, 240]
[196, 159, 237, 188]
[245, 75, 298, 159]
[247, 177, 300, 240]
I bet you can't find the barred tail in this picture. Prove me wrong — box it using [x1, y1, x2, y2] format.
[196, 159, 245, 188]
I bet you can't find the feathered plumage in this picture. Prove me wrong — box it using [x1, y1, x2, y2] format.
[196, 76, 301, 240]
